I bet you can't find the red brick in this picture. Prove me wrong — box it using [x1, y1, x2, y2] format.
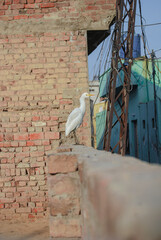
[1, 164, 15, 169]
[31, 196, 45, 202]
[26, 140, 42, 147]
[2, 122, 17, 128]
[85, 5, 100, 10]
[6, 192, 14, 198]
[29, 132, 44, 140]
[42, 140, 50, 146]
[16, 207, 31, 213]
[0, 5, 8, 10]
[30, 151, 44, 157]
[15, 176, 29, 182]
[3, 187, 16, 193]
[0, 198, 15, 203]
[5, 0, 12, 4]
[13, 0, 20, 3]
[0, 39, 8, 44]
[12, 203, 19, 208]
[0, 152, 14, 159]
[4, 133, 14, 141]
[0, 16, 13, 20]
[0, 204, 4, 209]
[55, 46, 70, 52]
[32, 207, 44, 213]
[48, 154, 78, 174]
[14, 15, 28, 19]
[14, 133, 28, 141]
[40, 3, 55, 8]
[29, 14, 43, 19]
[3, 142, 11, 147]
[17, 187, 31, 192]
[50, 116, 58, 121]
[25, 3, 36, 8]
[16, 197, 29, 203]
[59, 100, 73, 105]
[28, 213, 35, 219]
[18, 141, 27, 147]
[27, 0, 34, 3]
[15, 151, 29, 161]
[18, 181, 26, 187]
[0, 143, 3, 148]
[1, 158, 7, 164]
[45, 132, 59, 140]
[0, 133, 3, 142]
[11, 4, 25, 9]
[0, 10, 5, 15]
[32, 68, 46, 74]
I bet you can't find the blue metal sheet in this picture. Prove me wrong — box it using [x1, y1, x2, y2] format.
[120, 34, 141, 59]
[148, 101, 160, 163]
[139, 103, 149, 162]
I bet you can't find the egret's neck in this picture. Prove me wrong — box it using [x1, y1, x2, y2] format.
[79, 97, 86, 114]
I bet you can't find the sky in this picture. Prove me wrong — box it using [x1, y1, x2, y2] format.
[88, 0, 161, 80]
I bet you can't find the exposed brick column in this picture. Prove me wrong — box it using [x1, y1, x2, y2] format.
[47, 146, 81, 239]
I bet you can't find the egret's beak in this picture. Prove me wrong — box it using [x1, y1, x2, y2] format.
[88, 94, 94, 96]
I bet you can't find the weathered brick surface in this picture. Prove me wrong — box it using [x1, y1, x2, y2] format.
[50, 217, 81, 238]
[0, 0, 115, 222]
[48, 173, 80, 197]
[48, 147, 81, 239]
[0, 0, 115, 28]
[50, 196, 80, 216]
[0, 30, 90, 220]
[48, 154, 78, 174]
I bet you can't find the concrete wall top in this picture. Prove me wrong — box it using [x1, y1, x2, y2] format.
[53, 145, 161, 240]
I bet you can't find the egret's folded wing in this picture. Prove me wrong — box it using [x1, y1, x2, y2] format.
[66, 108, 82, 136]
[66, 108, 81, 126]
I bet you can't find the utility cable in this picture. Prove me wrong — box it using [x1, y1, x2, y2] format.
[138, 0, 147, 58]
[141, 36, 161, 75]
[135, 22, 161, 27]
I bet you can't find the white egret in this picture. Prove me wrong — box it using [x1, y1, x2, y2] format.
[65, 92, 94, 143]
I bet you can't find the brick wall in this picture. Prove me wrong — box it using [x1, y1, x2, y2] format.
[48, 145, 161, 239]
[0, 0, 115, 24]
[48, 146, 81, 238]
[0, 30, 90, 221]
[0, 0, 115, 220]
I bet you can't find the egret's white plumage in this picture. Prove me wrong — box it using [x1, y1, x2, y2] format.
[65, 92, 92, 137]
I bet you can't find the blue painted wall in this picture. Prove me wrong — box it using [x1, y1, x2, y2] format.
[96, 59, 161, 163]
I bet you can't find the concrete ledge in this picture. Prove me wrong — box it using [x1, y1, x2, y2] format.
[48, 145, 161, 240]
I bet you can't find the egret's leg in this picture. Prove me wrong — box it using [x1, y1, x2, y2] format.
[74, 130, 79, 145]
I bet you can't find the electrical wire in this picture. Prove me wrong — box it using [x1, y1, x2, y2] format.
[141, 39, 161, 75]
[153, 48, 161, 54]
[90, 0, 161, 150]
[135, 22, 161, 27]
[138, 0, 147, 58]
